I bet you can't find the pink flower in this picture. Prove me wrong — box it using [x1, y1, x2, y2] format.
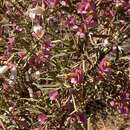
[70, 68, 84, 84]
[120, 91, 129, 101]
[98, 58, 111, 73]
[104, 8, 115, 18]
[41, 41, 52, 51]
[114, 0, 130, 10]
[98, 58, 111, 80]
[8, 37, 15, 45]
[110, 101, 115, 107]
[79, 112, 87, 124]
[7, 37, 15, 51]
[0, 120, 5, 129]
[38, 114, 48, 125]
[10, 64, 17, 81]
[44, 0, 59, 8]
[60, 0, 68, 6]
[65, 15, 87, 38]
[77, 1, 91, 14]
[28, 52, 48, 67]
[15, 26, 23, 32]
[38, 41, 52, 63]
[114, 0, 124, 7]
[28, 41, 52, 67]
[18, 50, 27, 60]
[65, 15, 76, 27]
[71, 25, 85, 38]
[49, 90, 59, 101]
[118, 105, 129, 116]
[84, 16, 96, 28]
[76, 30, 85, 38]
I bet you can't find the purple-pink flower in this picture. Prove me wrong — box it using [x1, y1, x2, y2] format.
[49, 90, 59, 101]
[84, 15, 96, 28]
[28, 52, 48, 67]
[104, 8, 115, 18]
[79, 112, 87, 124]
[110, 100, 115, 107]
[110, 90, 129, 116]
[76, 30, 85, 38]
[28, 41, 52, 67]
[70, 68, 84, 84]
[38, 114, 48, 125]
[98, 58, 111, 80]
[120, 91, 129, 101]
[60, 0, 68, 6]
[118, 104, 129, 116]
[44, 0, 59, 8]
[18, 50, 27, 60]
[7, 37, 16, 51]
[114, 0, 130, 11]
[77, 1, 91, 14]
[98, 58, 111, 73]
[65, 15, 76, 27]
[41, 41, 52, 51]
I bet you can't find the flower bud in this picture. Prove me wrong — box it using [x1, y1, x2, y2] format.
[10, 65, 17, 80]
[32, 25, 44, 39]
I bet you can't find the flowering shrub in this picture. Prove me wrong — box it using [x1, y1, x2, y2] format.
[0, 0, 130, 129]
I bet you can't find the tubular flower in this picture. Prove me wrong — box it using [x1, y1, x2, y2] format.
[98, 58, 111, 80]
[98, 58, 111, 73]
[70, 68, 84, 84]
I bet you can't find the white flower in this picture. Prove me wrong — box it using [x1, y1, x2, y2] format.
[0, 65, 9, 75]
[34, 71, 40, 79]
[26, 6, 45, 19]
[8, 79, 14, 86]
[102, 39, 109, 46]
[33, 25, 43, 33]
[32, 25, 44, 39]
[28, 12, 36, 19]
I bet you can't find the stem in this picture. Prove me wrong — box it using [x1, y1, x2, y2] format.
[72, 94, 77, 112]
